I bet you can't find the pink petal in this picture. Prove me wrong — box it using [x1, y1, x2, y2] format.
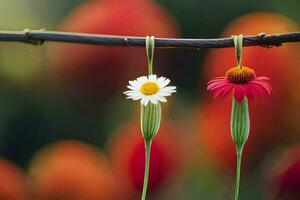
[242, 84, 253, 99]
[247, 83, 265, 97]
[207, 77, 227, 86]
[208, 82, 231, 92]
[234, 85, 246, 102]
[207, 79, 225, 88]
[252, 79, 272, 86]
[255, 76, 270, 81]
[253, 77, 272, 86]
[212, 87, 227, 98]
[220, 84, 234, 98]
[207, 76, 227, 83]
[212, 84, 233, 98]
[207, 78, 231, 90]
[250, 80, 272, 95]
[248, 82, 271, 99]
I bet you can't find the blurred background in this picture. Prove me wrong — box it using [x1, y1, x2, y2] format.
[0, 0, 299, 199]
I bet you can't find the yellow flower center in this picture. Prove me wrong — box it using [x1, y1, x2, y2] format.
[226, 66, 256, 84]
[140, 82, 160, 95]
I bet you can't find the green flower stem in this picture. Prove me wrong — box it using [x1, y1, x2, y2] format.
[140, 35, 157, 200]
[141, 140, 151, 200]
[231, 97, 249, 200]
[233, 35, 243, 69]
[141, 103, 161, 142]
[146, 36, 155, 75]
[234, 150, 242, 200]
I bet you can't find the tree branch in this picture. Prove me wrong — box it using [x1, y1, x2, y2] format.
[0, 29, 299, 48]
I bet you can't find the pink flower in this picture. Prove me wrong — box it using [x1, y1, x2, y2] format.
[207, 66, 272, 102]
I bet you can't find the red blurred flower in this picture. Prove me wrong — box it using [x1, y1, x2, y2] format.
[268, 146, 300, 200]
[0, 158, 29, 200]
[48, 0, 179, 101]
[28, 140, 119, 200]
[106, 122, 182, 199]
[207, 66, 272, 102]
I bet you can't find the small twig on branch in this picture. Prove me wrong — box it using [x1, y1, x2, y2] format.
[0, 29, 299, 48]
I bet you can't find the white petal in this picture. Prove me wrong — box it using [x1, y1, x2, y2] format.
[159, 86, 176, 95]
[145, 96, 150, 106]
[137, 76, 147, 83]
[141, 96, 150, 106]
[131, 91, 143, 96]
[150, 96, 158, 104]
[157, 95, 167, 102]
[132, 95, 143, 100]
[127, 85, 135, 90]
[161, 89, 176, 94]
[125, 95, 134, 99]
[157, 92, 171, 97]
[159, 79, 170, 88]
[157, 90, 176, 97]
[123, 91, 138, 95]
[148, 74, 157, 81]
[125, 93, 140, 99]
[130, 92, 143, 99]
[129, 80, 139, 87]
[123, 91, 132, 95]
[164, 86, 176, 90]
[141, 97, 146, 106]
[125, 90, 140, 94]
[157, 76, 166, 85]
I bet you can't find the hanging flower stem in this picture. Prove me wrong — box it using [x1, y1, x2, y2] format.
[124, 35, 173, 200]
[234, 151, 242, 200]
[231, 35, 248, 200]
[230, 97, 249, 200]
[207, 34, 272, 200]
[141, 35, 156, 200]
[233, 34, 243, 69]
[141, 140, 151, 200]
[146, 36, 155, 75]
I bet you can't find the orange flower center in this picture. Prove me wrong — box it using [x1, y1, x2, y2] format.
[226, 66, 256, 84]
[140, 82, 160, 95]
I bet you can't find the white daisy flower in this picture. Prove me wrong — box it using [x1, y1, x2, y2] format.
[124, 74, 176, 106]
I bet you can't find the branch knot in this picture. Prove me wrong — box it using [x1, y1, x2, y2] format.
[22, 29, 45, 45]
